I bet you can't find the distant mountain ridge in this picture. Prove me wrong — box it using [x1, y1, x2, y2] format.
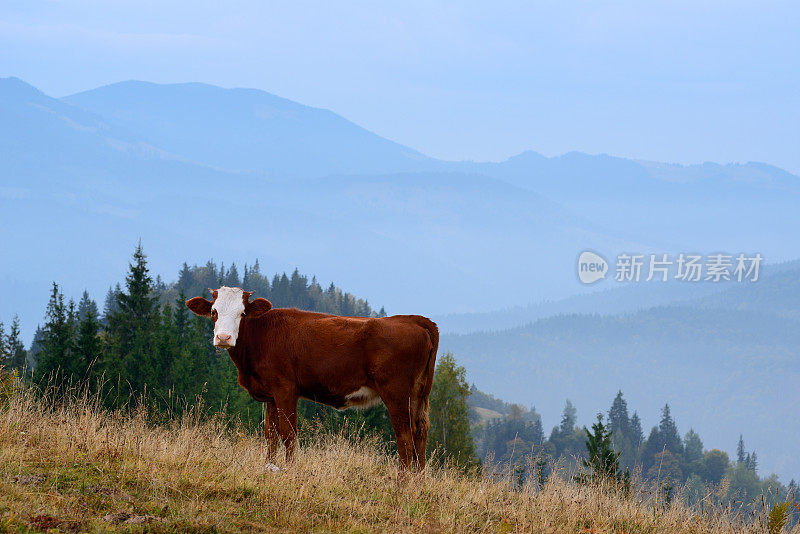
[4, 75, 800, 330]
[64, 80, 437, 177]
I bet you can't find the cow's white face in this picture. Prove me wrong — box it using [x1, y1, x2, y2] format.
[211, 286, 247, 348]
[185, 287, 273, 350]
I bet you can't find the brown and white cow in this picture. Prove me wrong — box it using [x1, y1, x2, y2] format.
[186, 286, 438, 471]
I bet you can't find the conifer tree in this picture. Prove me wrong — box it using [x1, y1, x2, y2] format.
[5, 316, 28, 373]
[224, 263, 241, 287]
[560, 399, 577, 434]
[659, 404, 683, 455]
[34, 283, 79, 388]
[578, 413, 629, 489]
[74, 292, 102, 387]
[737, 434, 747, 463]
[630, 411, 644, 451]
[608, 392, 631, 435]
[104, 243, 159, 398]
[608, 391, 634, 469]
[177, 262, 193, 293]
[683, 429, 704, 464]
[746, 451, 758, 473]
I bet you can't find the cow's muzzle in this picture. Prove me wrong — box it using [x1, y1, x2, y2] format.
[214, 333, 234, 348]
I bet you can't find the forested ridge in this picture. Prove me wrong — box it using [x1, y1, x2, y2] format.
[0, 245, 796, 518]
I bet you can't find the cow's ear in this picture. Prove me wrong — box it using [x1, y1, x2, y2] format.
[247, 298, 272, 318]
[186, 297, 212, 317]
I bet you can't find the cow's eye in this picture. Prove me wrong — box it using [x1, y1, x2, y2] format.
[241, 312, 246, 318]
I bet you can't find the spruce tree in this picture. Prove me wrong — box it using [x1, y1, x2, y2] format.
[34, 283, 79, 388]
[224, 263, 241, 287]
[641, 426, 662, 472]
[683, 429, 704, 464]
[531, 416, 545, 446]
[6, 316, 28, 373]
[608, 391, 634, 469]
[560, 399, 577, 434]
[104, 243, 159, 399]
[101, 284, 121, 326]
[578, 413, 629, 488]
[74, 292, 102, 387]
[746, 450, 758, 473]
[608, 391, 631, 437]
[176, 262, 193, 293]
[737, 434, 747, 464]
[630, 411, 644, 452]
[658, 404, 683, 455]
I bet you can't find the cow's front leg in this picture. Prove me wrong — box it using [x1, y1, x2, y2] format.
[274, 392, 298, 463]
[263, 398, 280, 463]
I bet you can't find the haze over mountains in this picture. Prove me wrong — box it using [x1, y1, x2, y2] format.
[2, 76, 798, 479]
[441, 261, 800, 480]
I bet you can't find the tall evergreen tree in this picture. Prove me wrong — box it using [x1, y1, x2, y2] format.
[74, 292, 102, 386]
[560, 399, 577, 434]
[224, 263, 241, 287]
[630, 411, 644, 451]
[737, 434, 747, 464]
[683, 429, 704, 464]
[34, 283, 79, 387]
[608, 391, 631, 437]
[102, 284, 122, 325]
[578, 413, 629, 488]
[176, 262, 193, 293]
[104, 243, 160, 398]
[607, 391, 634, 469]
[745, 451, 758, 473]
[5, 316, 28, 372]
[658, 404, 683, 455]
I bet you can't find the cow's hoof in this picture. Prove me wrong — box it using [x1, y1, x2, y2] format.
[262, 463, 281, 473]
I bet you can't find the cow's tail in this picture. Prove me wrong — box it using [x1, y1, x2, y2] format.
[420, 317, 439, 397]
[411, 316, 438, 467]
[416, 316, 439, 400]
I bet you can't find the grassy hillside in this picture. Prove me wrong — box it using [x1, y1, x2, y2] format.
[0, 386, 787, 533]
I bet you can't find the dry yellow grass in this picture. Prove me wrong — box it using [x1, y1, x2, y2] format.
[0, 387, 793, 533]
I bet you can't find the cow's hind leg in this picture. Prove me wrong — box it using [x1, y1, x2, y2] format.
[412, 396, 430, 470]
[411, 351, 436, 471]
[385, 402, 415, 473]
[263, 398, 280, 463]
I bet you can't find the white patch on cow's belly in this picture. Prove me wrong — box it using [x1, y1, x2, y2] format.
[343, 386, 382, 409]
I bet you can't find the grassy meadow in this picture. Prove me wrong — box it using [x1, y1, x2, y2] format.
[0, 382, 794, 533]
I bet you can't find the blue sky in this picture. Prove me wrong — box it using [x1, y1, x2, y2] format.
[1, 0, 798, 173]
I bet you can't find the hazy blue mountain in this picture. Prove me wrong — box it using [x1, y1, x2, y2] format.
[458, 151, 800, 261]
[64, 81, 438, 177]
[440, 264, 800, 482]
[434, 279, 729, 334]
[435, 259, 800, 334]
[1, 77, 643, 344]
[5, 76, 800, 336]
[60, 79, 800, 262]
